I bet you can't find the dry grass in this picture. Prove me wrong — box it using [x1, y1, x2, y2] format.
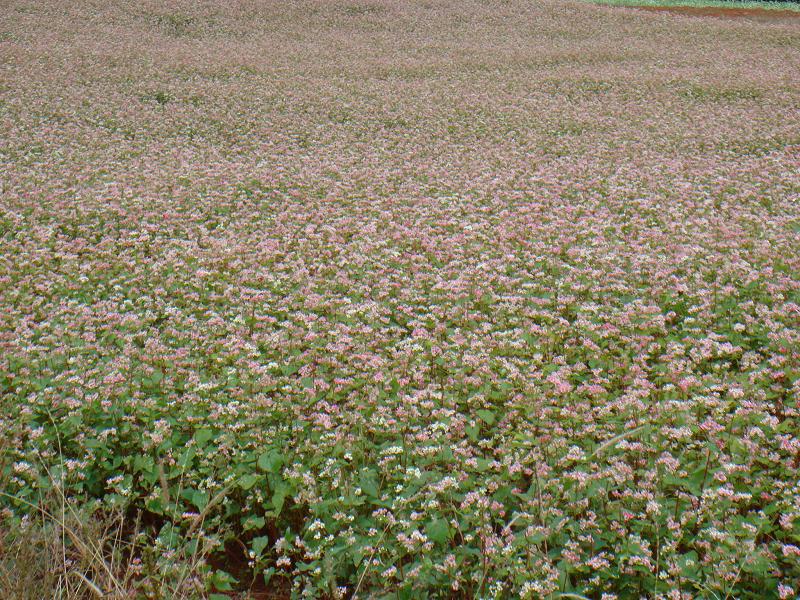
[0, 465, 215, 600]
[0, 505, 135, 600]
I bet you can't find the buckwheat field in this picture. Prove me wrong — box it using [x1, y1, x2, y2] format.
[1, 0, 799, 598]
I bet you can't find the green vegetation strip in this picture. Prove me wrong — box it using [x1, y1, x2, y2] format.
[586, 0, 800, 12]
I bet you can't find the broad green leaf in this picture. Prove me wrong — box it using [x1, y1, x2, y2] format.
[359, 468, 380, 498]
[192, 489, 209, 510]
[476, 409, 495, 426]
[426, 518, 451, 545]
[251, 535, 270, 556]
[239, 473, 260, 490]
[258, 450, 284, 473]
[272, 485, 288, 515]
[193, 429, 213, 446]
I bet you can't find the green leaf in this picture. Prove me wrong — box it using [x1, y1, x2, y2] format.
[145, 497, 165, 514]
[209, 569, 236, 591]
[272, 485, 288, 515]
[258, 450, 284, 473]
[132, 454, 154, 474]
[239, 473, 260, 490]
[742, 552, 772, 576]
[476, 409, 495, 426]
[251, 535, 270, 556]
[281, 362, 301, 376]
[177, 447, 196, 468]
[352, 546, 366, 566]
[426, 518, 451, 545]
[243, 515, 266, 531]
[398, 587, 416, 600]
[192, 489, 209, 510]
[359, 468, 380, 498]
[193, 429, 213, 446]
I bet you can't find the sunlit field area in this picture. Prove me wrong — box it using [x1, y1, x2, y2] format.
[1, 0, 799, 598]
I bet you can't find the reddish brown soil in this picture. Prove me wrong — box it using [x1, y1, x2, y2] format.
[631, 5, 800, 22]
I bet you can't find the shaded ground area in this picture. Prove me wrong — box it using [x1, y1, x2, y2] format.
[631, 4, 800, 22]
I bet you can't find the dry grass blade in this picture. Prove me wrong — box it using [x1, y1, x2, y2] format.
[590, 425, 648, 458]
[72, 570, 105, 598]
[186, 481, 236, 537]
